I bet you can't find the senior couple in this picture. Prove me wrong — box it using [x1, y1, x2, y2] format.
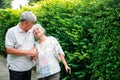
[5, 11, 71, 80]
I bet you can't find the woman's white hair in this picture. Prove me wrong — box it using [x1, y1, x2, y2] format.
[33, 24, 45, 32]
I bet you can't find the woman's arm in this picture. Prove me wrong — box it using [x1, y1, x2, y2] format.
[59, 54, 71, 74]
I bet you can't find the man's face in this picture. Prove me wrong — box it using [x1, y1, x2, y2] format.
[23, 21, 34, 32]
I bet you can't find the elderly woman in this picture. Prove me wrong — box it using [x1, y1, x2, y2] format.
[33, 24, 71, 80]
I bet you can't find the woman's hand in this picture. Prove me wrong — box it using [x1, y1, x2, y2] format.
[65, 65, 71, 74]
[27, 47, 38, 60]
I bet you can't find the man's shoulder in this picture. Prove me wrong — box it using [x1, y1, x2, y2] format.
[8, 25, 17, 31]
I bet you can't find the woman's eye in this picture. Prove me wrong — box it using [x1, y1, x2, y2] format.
[34, 31, 37, 35]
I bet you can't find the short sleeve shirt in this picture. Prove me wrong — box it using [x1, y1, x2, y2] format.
[35, 36, 64, 78]
[5, 24, 35, 71]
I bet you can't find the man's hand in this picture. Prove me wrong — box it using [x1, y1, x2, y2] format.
[27, 47, 38, 60]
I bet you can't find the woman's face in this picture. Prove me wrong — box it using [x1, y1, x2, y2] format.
[33, 26, 44, 38]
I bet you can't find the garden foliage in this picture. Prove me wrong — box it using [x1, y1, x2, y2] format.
[0, 0, 120, 80]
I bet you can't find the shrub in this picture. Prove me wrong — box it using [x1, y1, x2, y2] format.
[0, 0, 119, 79]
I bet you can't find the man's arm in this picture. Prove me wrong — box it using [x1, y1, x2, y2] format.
[6, 47, 28, 56]
[6, 47, 38, 56]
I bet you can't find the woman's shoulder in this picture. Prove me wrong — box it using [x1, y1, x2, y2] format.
[48, 36, 57, 41]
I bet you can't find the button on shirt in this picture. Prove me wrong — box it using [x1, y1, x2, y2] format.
[5, 24, 35, 71]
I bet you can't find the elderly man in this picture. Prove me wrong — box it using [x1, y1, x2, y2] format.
[5, 11, 38, 80]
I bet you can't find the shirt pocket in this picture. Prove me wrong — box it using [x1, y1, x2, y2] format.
[14, 36, 25, 48]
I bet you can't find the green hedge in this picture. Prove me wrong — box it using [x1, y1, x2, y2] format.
[0, 0, 119, 80]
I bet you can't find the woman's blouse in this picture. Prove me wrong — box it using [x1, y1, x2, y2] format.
[35, 36, 64, 78]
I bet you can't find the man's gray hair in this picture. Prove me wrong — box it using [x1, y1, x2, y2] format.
[20, 11, 37, 22]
